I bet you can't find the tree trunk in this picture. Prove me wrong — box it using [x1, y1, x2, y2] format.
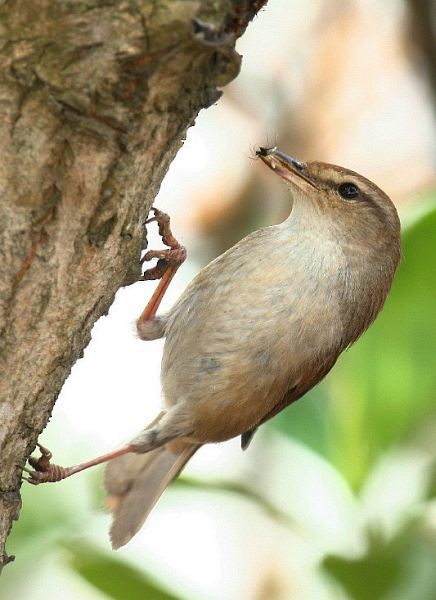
[0, 0, 266, 570]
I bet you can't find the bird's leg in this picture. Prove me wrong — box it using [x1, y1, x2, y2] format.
[22, 210, 186, 486]
[22, 443, 134, 485]
[138, 207, 186, 324]
[22, 412, 170, 485]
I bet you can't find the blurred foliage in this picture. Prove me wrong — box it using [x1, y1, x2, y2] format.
[173, 475, 297, 528]
[269, 198, 436, 489]
[2, 479, 185, 599]
[67, 543, 180, 600]
[324, 529, 407, 600]
[324, 520, 436, 600]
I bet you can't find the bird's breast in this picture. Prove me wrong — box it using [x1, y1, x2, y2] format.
[159, 225, 348, 441]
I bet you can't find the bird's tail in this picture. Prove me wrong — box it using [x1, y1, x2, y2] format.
[104, 442, 199, 549]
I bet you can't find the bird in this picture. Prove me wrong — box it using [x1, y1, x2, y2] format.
[25, 147, 401, 549]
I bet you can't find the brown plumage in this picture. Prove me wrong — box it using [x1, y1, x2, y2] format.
[105, 148, 401, 548]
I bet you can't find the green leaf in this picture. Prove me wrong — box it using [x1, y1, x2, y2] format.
[68, 543, 182, 600]
[324, 535, 402, 600]
[323, 522, 436, 600]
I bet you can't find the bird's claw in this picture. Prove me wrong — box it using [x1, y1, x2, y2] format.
[22, 443, 67, 485]
[141, 208, 186, 281]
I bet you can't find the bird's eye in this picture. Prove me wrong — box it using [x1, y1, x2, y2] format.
[338, 182, 360, 200]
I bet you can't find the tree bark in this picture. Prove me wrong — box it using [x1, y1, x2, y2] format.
[0, 0, 266, 570]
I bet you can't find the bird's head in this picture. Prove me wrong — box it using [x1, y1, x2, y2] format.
[257, 147, 401, 259]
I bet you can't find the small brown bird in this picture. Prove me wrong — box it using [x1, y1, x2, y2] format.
[26, 148, 401, 549]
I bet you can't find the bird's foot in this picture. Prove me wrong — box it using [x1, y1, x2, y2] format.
[22, 443, 71, 484]
[140, 208, 186, 281]
[21, 443, 134, 485]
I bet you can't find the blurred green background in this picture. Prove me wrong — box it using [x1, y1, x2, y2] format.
[3, 1, 436, 599]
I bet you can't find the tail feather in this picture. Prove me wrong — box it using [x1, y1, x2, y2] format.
[104, 443, 199, 549]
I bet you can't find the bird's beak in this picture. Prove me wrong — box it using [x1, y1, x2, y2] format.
[257, 147, 318, 190]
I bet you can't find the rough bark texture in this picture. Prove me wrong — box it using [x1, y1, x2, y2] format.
[0, 0, 266, 570]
